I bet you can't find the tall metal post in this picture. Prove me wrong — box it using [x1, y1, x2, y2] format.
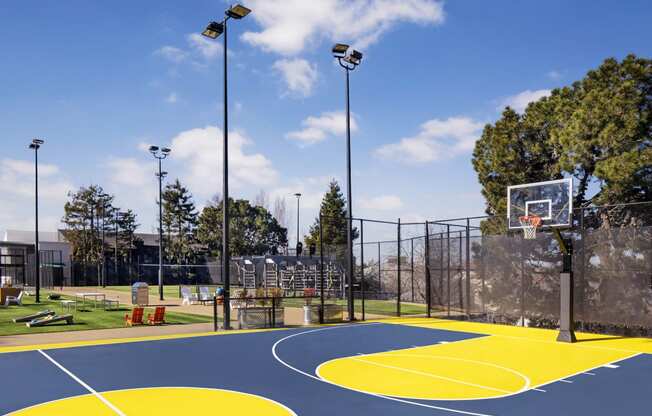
[157, 158, 164, 300]
[295, 193, 301, 252]
[397, 218, 401, 317]
[425, 221, 431, 317]
[360, 219, 365, 320]
[319, 212, 325, 324]
[101, 203, 106, 288]
[115, 211, 119, 279]
[33, 143, 41, 303]
[344, 67, 355, 322]
[222, 19, 231, 329]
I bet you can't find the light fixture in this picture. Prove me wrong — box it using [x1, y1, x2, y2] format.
[345, 50, 363, 66]
[226, 4, 251, 19]
[332, 43, 350, 58]
[29, 138, 44, 149]
[149, 145, 159, 153]
[161, 147, 171, 155]
[202, 21, 224, 39]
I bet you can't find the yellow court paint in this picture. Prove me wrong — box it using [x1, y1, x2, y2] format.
[318, 318, 652, 401]
[9, 387, 296, 416]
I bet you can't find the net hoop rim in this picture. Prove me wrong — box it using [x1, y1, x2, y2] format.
[518, 215, 542, 239]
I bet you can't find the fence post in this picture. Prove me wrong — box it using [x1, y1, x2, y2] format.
[397, 218, 401, 317]
[360, 219, 365, 321]
[447, 224, 451, 317]
[319, 211, 325, 324]
[213, 296, 218, 331]
[410, 237, 415, 303]
[458, 231, 463, 311]
[425, 221, 431, 318]
[466, 218, 471, 316]
[378, 242, 381, 298]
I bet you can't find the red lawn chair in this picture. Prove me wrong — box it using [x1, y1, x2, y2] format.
[147, 306, 166, 326]
[125, 307, 144, 326]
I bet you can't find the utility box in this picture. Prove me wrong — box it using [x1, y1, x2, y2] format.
[132, 282, 149, 305]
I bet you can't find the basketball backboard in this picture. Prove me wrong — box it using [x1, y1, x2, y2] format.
[507, 178, 573, 229]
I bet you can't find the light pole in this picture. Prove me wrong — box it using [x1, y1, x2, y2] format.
[98, 193, 110, 288]
[201, 3, 251, 330]
[28, 139, 44, 303]
[294, 193, 301, 254]
[332, 43, 363, 321]
[149, 146, 171, 301]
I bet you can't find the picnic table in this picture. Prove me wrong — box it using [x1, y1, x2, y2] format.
[60, 299, 77, 312]
[75, 292, 106, 309]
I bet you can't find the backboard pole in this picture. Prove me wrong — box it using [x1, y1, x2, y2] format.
[554, 229, 577, 343]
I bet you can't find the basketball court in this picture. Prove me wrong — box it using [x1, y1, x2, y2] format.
[1, 318, 651, 415]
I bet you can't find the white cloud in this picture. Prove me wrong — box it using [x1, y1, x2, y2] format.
[287, 111, 358, 146]
[546, 70, 562, 80]
[186, 33, 223, 59]
[165, 92, 178, 104]
[374, 116, 484, 164]
[241, 0, 445, 56]
[0, 159, 73, 232]
[105, 158, 152, 188]
[272, 58, 318, 97]
[154, 46, 187, 63]
[498, 89, 551, 113]
[168, 126, 278, 201]
[359, 195, 403, 211]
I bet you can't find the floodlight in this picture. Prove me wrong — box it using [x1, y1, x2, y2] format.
[345, 50, 363, 66]
[32, 139, 44, 145]
[149, 145, 159, 153]
[161, 147, 171, 155]
[350, 50, 363, 61]
[332, 43, 349, 58]
[202, 21, 224, 39]
[226, 4, 251, 19]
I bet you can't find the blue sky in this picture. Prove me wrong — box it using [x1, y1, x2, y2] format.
[2, 0, 651, 243]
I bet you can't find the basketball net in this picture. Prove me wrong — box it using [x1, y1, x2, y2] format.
[519, 215, 542, 240]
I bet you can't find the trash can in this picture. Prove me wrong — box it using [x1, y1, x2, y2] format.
[132, 282, 149, 305]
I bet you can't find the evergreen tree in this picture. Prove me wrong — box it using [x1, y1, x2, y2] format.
[161, 179, 198, 264]
[196, 196, 287, 256]
[473, 54, 652, 231]
[305, 180, 359, 250]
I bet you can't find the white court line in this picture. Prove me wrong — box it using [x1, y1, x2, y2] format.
[583, 372, 596, 376]
[532, 388, 547, 393]
[349, 357, 514, 395]
[558, 379, 573, 384]
[37, 350, 125, 416]
[603, 364, 620, 369]
[271, 324, 495, 416]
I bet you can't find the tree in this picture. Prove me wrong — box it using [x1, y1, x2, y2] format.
[161, 179, 199, 264]
[272, 196, 288, 229]
[473, 54, 652, 232]
[196, 196, 288, 257]
[305, 180, 359, 250]
[115, 209, 141, 265]
[62, 185, 115, 265]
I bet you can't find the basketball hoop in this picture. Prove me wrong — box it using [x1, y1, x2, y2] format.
[519, 215, 542, 239]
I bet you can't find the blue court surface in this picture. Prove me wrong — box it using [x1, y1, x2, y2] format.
[1, 320, 651, 415]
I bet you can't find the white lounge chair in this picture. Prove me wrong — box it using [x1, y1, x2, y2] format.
[5, 291, 24, 306]
[198, 286, 213, 304]
[180, 286, 198, 305]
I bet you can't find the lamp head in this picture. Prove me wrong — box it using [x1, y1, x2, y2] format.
[201, 21, 224, 39]
[344, 49, 363, 66]
[148, 145, 159, 154]
[161, 147, 171, 155]
[226, 4, 251, 19]
[332, 43, 349, 58]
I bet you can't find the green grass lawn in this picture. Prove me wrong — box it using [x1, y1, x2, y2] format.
[0, 292, 212, 336]
[281, 297, 426, 316]
[105, 285, 183, 299]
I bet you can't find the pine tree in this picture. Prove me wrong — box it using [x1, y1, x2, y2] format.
[305, 180, 359, 250]
[161, 179, 198, 264]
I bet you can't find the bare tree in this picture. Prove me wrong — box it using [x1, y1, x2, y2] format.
[254, 189, 269, 209]
[273, 196, 288, 229]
